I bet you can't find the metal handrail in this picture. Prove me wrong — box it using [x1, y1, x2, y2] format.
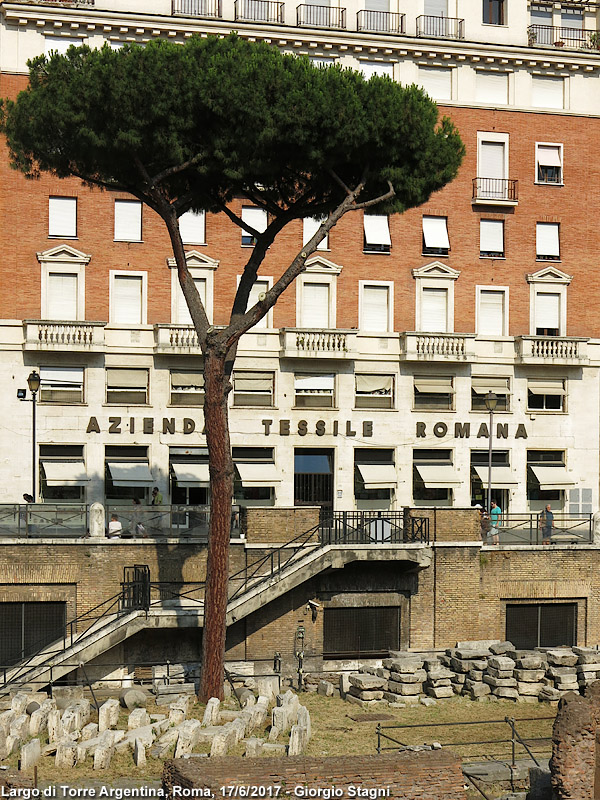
[356, 9, 405, 33]
[473, 177, 519, 201]
[416, 14, 464, 39]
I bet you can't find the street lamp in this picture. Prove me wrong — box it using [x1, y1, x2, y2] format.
[484, 391, 498, 517]
[26, 370, 41, 501]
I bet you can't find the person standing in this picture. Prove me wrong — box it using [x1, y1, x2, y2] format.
[151, 487, 163, 505]
[540, 503, 554, 545]
[490, 500, 502, 545]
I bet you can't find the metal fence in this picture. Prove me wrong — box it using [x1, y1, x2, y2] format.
[473, 177, 519, 202]
[320, 511, 430, 544]
[296, 4, 346, 28]
[416, 14, 464, 39]
[356, 9, 405, 33]
[0, 504, 88, 538]
[492, 513, 593, 545]
[234, 0, 284, 22]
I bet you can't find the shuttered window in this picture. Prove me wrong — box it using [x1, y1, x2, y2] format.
[535, 291, 561, 335]
[418, 67, 452, 101]
[479, 141, 505, 178]
[106, 368, 149, 405]
[422, 216, 450, 255]
[424, 0, 447, 15]
[361, 285, 390, 331]
[233, 371, 275, 407]
[241, 207, 267, 245]
[114, 200, 142, 242]
[302, 217, 328, 250]
[480, 220, 504, 257]
[527, 378, 565, 411]
[536, 223, 560, 260]
[178, 211, 206, 245]
[359, 61, 394, 79]
[475, 72, 508, 105]
[532, 77, 564, 110]
[44, 37, 79, 55]
[471, 376, 510, 411]
[420, 287, 448, 332]
[40, 366, 84, 404]
[294, 374, 335, 408]
[413, 376, 454, 410]
[177, 278, 207, 325]
[478, 289, 505, 336]
[355, 374, 394, 409]
[49, 197, 77, 238]
[247, 280, 269, 329]
[302, 282, 330, 328]
[323, 606, 400, 658]
[506, 603, 576, 650]
[363, 215, 391, 252]
[536, 144, 562, 184]
[170, 371, 205, 407]
[47, 272, 78, 321]
[112, 275, 143, 324]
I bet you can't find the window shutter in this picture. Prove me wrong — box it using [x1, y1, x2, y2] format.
[359, 62, 394, 79]
[530, 7, 552, 23]
[418, 67, 452, 101]
[363, 215, 391, 247]
[424, 0, 447, 15]
[114, 200, 142, 241]
[248, 280, 269, 329]
[48, 198, 77, 238]
[537, 145, 561, 167]
[561, 9, 582, 28]
[535, 292, 560, 330]
[295, 374, 334, 391]
[479, 141, 505, 178]
[47, 273, 78, 321]
[177, 278, 207, 324]
[44, 36, 79, 55]
[113, 275, 143, 324]
[478, 290, 505, 335]
[421, 287, 448, 332]
[106, 369, 147, 388]
[480, 220, 504, 253]
[475, 72, 508, 105]
[178, 211, 205, 244]
[536, 223, 560, 257]
[365, 0, 389, 10]
[361, 285, 390, 331]
[302, 282, 330, 327]
[532, 77, 564, 109]
[241, 207, 268, 235]
[302, 217, 328, 250]
[422, 216, 450, 248]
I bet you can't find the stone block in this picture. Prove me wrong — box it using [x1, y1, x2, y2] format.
[514, 669, 546, 682]
[390, 670, 427, 684]
[202, 697, 220, 727]
[344, 695, 382, 709]
[468, 669, 484, 682]
[546, 649, 578, 667]
[0, 710, 15, 738]
[539, 687, 563, 702]
[452, 673, 466, 685]
[469, 683, 491, 698]
[348, 674, 386, 691]
[255, 677, 279, 701]
[288, 724, 308, 756]
[339, 674, 351, 699]
[209, 726, 237, 758]
[55, 742, 77, 768]
[420, 697, 437, 707]
[547, 665, 577, 678]
[119, 688, 149, 710]
[517, 682, 544, 696]
[516, 655, 547, 670]
[483, 675, 517, 688]
[133, 738, 146, 768]
[169, 708, 186, 727]
[488, 655, 516, 671]
[98, 699, 120, 733]
[20, 739, 41, 771]
[375, 668, 391, 679]
[486, 667, 514, 679]
[388, 659, 424, 674]
[174, 719, 203, 758]
[455, 640, 501, 651]
[427, 686, 453, 699]
[29, 707, 50, 737]
[493, 687, 519, 700]
[317, 681, 334, 697]
[10, 694, 30, 717]
[454, 648, 492, 659]
[577, 663, 600, 673]
[93, 744, 114, 770]
[574, 647, 600, 664]
[81, 723, 98, 741]
[450, 657, 487, 673]
[53, 687, 84, 705]
[129, 708, 150, 730]
[428, 678, 452, 688]
[297, 706, 311, 740]
[10, 715, 29, 743]
[261, 743, 286, 755]
[391, 682, 421, 696]
[348, 688, 384, 701]
[427, 667, 454, 681]
[489, 641, 514, 655]
[245, 737, 264, 757]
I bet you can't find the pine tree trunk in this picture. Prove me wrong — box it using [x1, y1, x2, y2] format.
[199, 348, 233, 702]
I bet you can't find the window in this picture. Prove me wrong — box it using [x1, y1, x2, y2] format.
[301, 282, 331, 328]
[527, 379, 565, 411]
[170, 446, 210, 508]
[421, 287, 448, 332]
[169, 251, 217, 325]
[413, 448, 455, 504]
[0, 603, 66, 667]
[303, 217, 328, 250]
[233, 371, 275, 407]
[241, 207, 267, 246]
[477, 133, 509, 200]
[49, 197, 77, 238]
[528, 267, 570, 336]
[534, 291, 561, 336]
[178, 210, 206, 245]
[532, 76, 564, 110]
[413, 376, 454, 410]
[480, 220, 504, 257]
[471, 377, 510, 411]
[363, 215, 391, 253]
[476, 288, 507, 336]
[527, 449, 569, 506]
[355, 374, 394, 409]
[360, 283, 392, 332]
[294, 373, 335, 408]
[323, 607, 400, 659]
[106, 368, 149, 405]
[110, 272, 146, 325]
[44, 36, 79, 55]
[527, 449, 565, 465]
[233, 447, 277, 505]
[506, 603, 576, 650]
[114, 200, 142, 242]
[475, 72, 508, 105]
[105, 445, 152, 503]
[417, 67, 452, 101]
[422, 216, 450, 256]
[536, 143, 563, 185]
[170, 370, 204, 407]
[358, 62, 394, 79]
[354, 449, 396, 501]
[46, 272, 79, 321]
[246, 279, 270, 329]
[176, 277, 207, 325]
[39, 444, 86, 502]
[39, 366, 84, 404]
[471, 449, 510, 466]
[483, 0, 505, 24]
[536, 223, 560, 261]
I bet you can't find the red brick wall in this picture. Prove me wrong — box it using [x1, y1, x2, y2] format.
[1, 68, 597, 337]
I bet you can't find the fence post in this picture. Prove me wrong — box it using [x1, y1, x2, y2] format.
[376, 723, 381, 753]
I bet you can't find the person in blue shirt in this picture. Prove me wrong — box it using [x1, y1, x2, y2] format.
[490, 500, 502, 545]
[540, 503, 554, 545]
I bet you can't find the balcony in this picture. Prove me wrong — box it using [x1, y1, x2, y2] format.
[357, 9, 405, 34]
[23, 321, 105, 351]
[280, 328, 357, 358]
[172, 0, 221, 18]
[297, 4, 346, 28]
[472, 178, 518, 206]
[516, 336, 589, 365]
[416, 15, 464, 39]
[155, 324, 201, 353]
[235, 0, 284, 22]
[528, 25, 600, 50]
[400, 332, 476, 361]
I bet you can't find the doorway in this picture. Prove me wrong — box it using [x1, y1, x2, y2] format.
[294, 448, 334, 513]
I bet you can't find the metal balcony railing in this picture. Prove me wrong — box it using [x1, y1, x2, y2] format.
[172, 0, 222, 18]
[357, 9, 405, 33]
[528, 24, 600, 50]
[296, 4, 346, 28]
[416, 15, 464, 39]
[472, 177, 519, 203]
[235, 0, 284, 22]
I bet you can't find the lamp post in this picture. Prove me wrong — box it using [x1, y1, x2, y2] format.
[27, 370, 41, 501]
[484, 391, 498, 517]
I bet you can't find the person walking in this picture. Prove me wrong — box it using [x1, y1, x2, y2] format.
[490, 500, 502, 545]
[540, 503, 554, 545]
